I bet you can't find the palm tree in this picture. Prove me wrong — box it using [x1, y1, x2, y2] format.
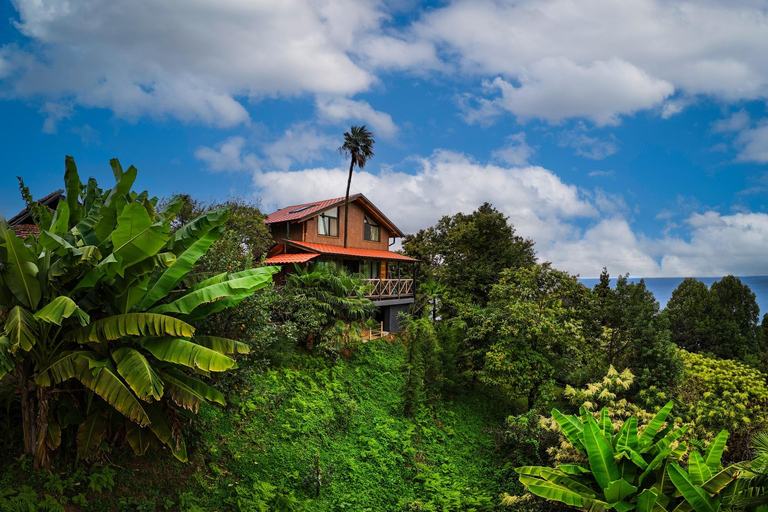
[420, 278, 447, 323]
[338, 125, 375, 248]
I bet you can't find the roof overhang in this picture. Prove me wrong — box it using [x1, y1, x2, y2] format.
[285, 240, 418, 262]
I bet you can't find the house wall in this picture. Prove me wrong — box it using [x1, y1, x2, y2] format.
[302, 201, 391, 250]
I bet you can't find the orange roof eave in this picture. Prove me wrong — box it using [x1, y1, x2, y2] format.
[285, 240, 419, 262]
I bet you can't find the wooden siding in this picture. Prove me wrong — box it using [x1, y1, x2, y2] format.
[298, 201, 391, 250]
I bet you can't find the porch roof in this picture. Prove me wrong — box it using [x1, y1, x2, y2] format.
[264, 253, 320, 265]
[285, 240, 419, 262]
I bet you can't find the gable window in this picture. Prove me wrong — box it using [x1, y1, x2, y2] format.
[364, 215, 380, 242]
[318, 207, 338, 236]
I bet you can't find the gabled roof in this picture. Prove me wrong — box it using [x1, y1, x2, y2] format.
[285, 240, 418, 262]
[8, 189, 65, 226]
[266, 194, 405, 237]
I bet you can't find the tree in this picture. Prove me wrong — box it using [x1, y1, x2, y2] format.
[164, 194, 273, 273]
[468, 264, 594, 409]
[0, 157, 278, 468]
[418, 278, 446, 323]
[402, 203, 536, 305]
[338, 126, 375, 248]
[665, 278, 717, 353]
[593, 274, 682, 398]
[710, 275, 761, 360]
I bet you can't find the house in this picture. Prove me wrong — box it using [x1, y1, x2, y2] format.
[6, 189, 64, 239]
[264, 194, 418, 332]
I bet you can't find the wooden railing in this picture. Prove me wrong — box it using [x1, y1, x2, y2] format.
[363, 279, 414, 300]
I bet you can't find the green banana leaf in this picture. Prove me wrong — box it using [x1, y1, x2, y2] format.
[159, 369, 226, 411]
[704, 431, 728, 470]
[5, 306, 38, 352]
[0, 336, 15, 379]
[64, 156, 83, 224]
[68, 313, 194, 343]
[135, 225, 224, 311]
[125, 420, 152, 456]
[639, 401, 674, 447]
[0, 222, 41, 309]
[689, 452, 713, 486]
[552, 408, 586, 452]
[111, 201, 170, 272]
[668, 463, 719, 512]
[193, 335, 249, 355]
[150, 266, 277, 315]
[165, 207, 229, 255]
[525, 478, 607, 511]
[605, 479, 638, 503]
[637, 489, 659, 512]
[112, 347, 164, 401]
[584, 417, 621, 489]
[34, 296, 89, 326]
[144, 403, 187, 462]
[77, 409, 107, 460]
[142, 338, 234, 372]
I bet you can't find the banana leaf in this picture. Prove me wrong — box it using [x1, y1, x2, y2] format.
[159, 368, 225, 411]
[0, 223, 41, 309]
[639, 401, 674, 447]
[77, 409, 107, 460]
[112, 347, 164, 401]
[68, 313, 194, 344]
[704, 431, 728, 471]
[34, 296, 89, 326]
[5, 306, 38, 352]
[193, 335, 249, 355]
[584, 417, 621, 489]
[141, 338, 234, 372]
[668, 464, 719, 512]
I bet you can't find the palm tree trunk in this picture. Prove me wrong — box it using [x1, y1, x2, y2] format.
[16, 362, 36, 457]
[343, 159, 354, 248]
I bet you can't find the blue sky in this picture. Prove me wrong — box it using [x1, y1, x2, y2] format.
[1, 0, 768, 277]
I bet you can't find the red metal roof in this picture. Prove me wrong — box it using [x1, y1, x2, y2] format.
[264, 253, 320, 265]
[286, 240, 419, 262]
[266, 195, 356, 224]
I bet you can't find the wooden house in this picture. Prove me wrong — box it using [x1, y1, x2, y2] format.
[264, 194, 418, 332]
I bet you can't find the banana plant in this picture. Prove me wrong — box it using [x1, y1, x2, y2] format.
[0, 156, 278, 469]
[516, 402, 739, 512]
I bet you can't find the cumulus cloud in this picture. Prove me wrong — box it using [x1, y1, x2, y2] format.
[316, 97, 398, 140]
[195, 137, 259, 172]
[558, 124, 619, 160]
[467, 59, 673, 126]
[262, 124, 337, 170]
[415, 0, 768, 124]
[4, 0, 400, 126]
[491, 132, 535, 166]
[735, 123, 768, 163]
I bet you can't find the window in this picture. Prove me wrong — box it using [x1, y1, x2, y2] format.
[364, 215, 380, 242]
[318, 207, 338, 236]
[361, 260, 381, 279]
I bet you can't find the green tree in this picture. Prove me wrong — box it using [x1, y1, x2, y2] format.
[0, 157, 277, 468]
[338, 125, 375, 249]
[402, 203, 536, 305]
[165, 195, 273, 273]
[418, 278, 446, 323]
[710, 275, 761, 360]
[593, 274, 682, 398]
[665, 278, 717, 353]
[468, 264, 593, 409]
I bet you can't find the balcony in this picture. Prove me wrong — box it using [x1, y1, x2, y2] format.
[363, 278, 414, 300]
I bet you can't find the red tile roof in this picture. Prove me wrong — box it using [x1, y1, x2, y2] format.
[266, 195, 356, 224]
[286, 240, 419, 262]
[8, 190, 64, 226]
[264, 253, 320, 265]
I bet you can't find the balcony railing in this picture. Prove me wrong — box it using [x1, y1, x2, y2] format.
[363, 278, 414, 300]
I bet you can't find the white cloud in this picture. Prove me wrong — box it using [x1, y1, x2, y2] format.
[262, 124, 337, 170]
[558, 124, 619, 160]
[4, 0, 389, 126]
[39, 101, 72, 134]
[491, 132, 535, 166]
[414, 0, 768, 124]
[316, 97, 398, 140]
[712, 110, 751, 133]
[472, 59, 673, 126]
[195, 137, 259, 172]
[735, 123, 768, 163]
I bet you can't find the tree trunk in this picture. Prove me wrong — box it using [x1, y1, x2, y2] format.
[34, 387, 50, 469]
[16, 362, 36, 458]
[343, 159, 354, 248]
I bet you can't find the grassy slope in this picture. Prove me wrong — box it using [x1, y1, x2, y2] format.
[0, 338, 514, 511]
[191, 338, 512, 511]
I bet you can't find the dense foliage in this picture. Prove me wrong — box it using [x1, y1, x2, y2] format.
[0, 158, 276, 468]
[402, 203, 536, 305]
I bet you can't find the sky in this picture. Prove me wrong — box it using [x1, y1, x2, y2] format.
[1, 0, 768, 278]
